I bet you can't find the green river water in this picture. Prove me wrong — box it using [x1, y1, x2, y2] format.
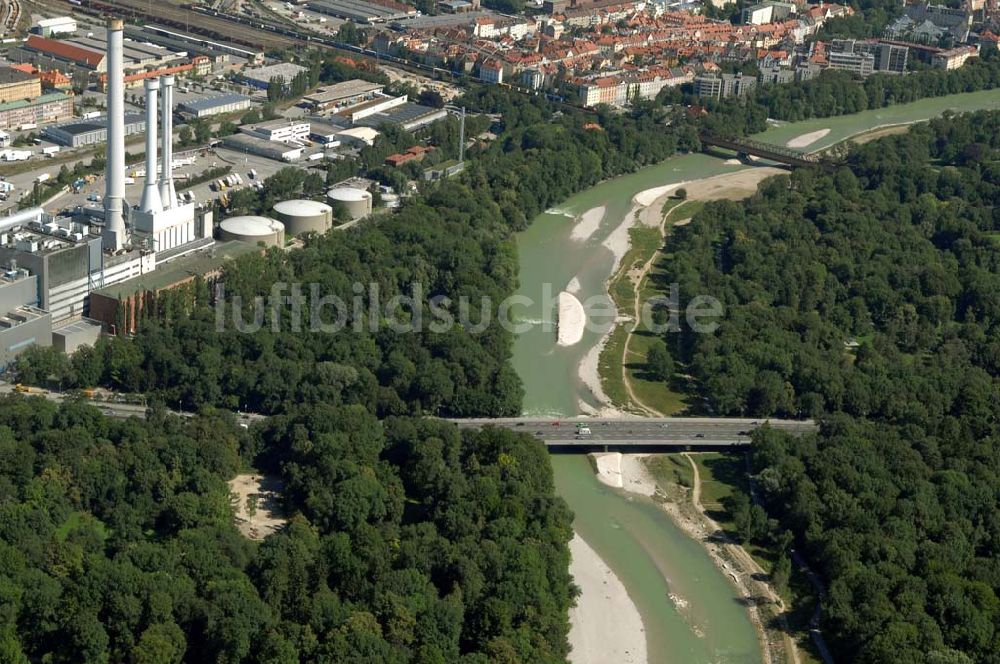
[511, 89, 1000, 663]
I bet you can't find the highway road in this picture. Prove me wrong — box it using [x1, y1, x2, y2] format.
[447, 417, 817, 449]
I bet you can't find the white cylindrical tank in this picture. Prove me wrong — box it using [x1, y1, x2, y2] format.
[326, 187, 372, 221]
[218, 215, 285, 247]
[273, 199, 333, 236]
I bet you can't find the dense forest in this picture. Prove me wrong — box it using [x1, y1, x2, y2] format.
[658, 111, 1000, 663]
[0, 397, 573, 662]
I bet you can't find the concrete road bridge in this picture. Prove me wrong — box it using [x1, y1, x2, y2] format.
[447, 417, 817, 451]
[0, 385, 817, 450]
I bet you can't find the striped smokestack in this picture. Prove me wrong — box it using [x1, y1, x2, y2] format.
[102, 17, 127, 250]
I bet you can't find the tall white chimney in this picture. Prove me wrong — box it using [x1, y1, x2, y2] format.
[102, 18, 127, 251]
[139, 77, 162, 214]
[158, 75, 176, 209]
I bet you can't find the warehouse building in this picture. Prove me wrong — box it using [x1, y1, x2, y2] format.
[178, 92, 252, 119]
[240, 63, 309, 90]
[302, 79, 384, 112]
[43, 113, 146, 147]
[0, 67, 43, 103]
[241, 119, 310, 144]
[16, 34, 106, 71]
[0, 93, 74, 131]
[354, 102, 448, 132]
[309, 118, 348, 145]
[222, 133, 304, 161]
[33, 17, 78, 37]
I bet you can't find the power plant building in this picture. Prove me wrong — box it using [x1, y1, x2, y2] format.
[0, 18, 215, 366]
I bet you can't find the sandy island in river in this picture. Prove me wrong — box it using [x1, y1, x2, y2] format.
[571, 206, 606, 241]
[568, 533, 648, 664]
[785, 128, 830, 149]
[557, 291, 586, 346]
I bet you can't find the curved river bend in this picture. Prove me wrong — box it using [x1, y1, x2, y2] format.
[510, 90, 1000, 664]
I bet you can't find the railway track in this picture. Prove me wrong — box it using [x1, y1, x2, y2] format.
[68, 0, 299, 50]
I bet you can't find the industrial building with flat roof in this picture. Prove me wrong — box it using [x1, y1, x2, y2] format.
[306, 0, 416, 23]
[240, 63, 309, 90]
[33, 16, 77, 37]
[303, 79, 384, 111]
[354, 102, 447, 132]
[43, 113, 146, 147]
[222, 133, 305, 161]
[178, 92, 252, 119]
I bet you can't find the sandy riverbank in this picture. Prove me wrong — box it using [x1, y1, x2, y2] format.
[786, 128, 830, 149]
[568, 533, 647, 664]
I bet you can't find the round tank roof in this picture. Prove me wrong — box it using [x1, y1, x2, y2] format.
[220, 215, 284, 236]
[274, 199, 333, 216]
[327, 187, 371, 202]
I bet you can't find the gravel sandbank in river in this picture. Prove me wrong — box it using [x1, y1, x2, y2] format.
[571, 206, 606, 241]
[785, 128, 830, 149]
[557, 291, 586, 346]
[568, 533, 647, 664]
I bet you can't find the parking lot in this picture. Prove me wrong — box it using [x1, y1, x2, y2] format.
[47, 145, 320, 219]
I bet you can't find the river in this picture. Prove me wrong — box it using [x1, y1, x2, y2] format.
[510, 90, 1000, 664]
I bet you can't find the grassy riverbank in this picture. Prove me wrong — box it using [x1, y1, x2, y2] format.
[599, 199, 691, 415]
[597, 168, 782, 416]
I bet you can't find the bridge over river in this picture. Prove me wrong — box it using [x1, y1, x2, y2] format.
[447, 417, 817, 451]
[699, 133, 832, 169]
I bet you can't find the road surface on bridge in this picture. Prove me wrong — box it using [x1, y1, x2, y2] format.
[0, 384, 817, 447]
[448, 417, 816, 448]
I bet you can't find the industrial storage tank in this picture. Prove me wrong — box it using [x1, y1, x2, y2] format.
[218, 215, 285, 247]
[326, 187, 372, 221]
[273, 199, 333, 236]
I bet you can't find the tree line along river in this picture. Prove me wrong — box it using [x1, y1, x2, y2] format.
[511, 89, 1000, 664]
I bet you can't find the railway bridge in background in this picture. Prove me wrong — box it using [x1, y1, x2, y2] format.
[447, 417, 817, 451]
[699, 133, 832, 169]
